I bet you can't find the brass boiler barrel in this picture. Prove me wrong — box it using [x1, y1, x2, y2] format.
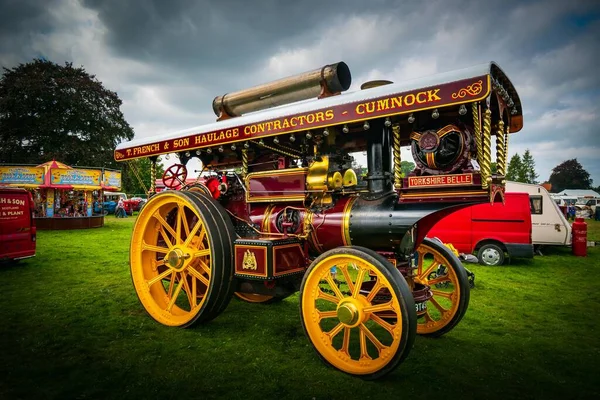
[212, 62, 351, 117]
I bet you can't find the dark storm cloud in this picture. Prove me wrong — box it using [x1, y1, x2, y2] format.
[0, 0, 61, 65]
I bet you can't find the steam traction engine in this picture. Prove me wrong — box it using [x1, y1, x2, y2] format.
[114, 61, 523, 379]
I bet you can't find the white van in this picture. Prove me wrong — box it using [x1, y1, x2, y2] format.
[506, 182, 571, 247]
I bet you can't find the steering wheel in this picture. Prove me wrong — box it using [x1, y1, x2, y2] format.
[162, 164, 188, 189]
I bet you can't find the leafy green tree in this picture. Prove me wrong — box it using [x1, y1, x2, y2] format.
[0, 59, 134, 167]
[548, 159, 593, 193]
[521, 149, 539, 184]
[121, 157, 165, 195]
[400, 160, 415, 177]
[506, 153, 524, 182]
[491, 162, 497, 174]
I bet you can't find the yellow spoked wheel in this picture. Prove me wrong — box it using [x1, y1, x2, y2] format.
[130, 191, 236, 327]
[414, 238, 470, 337]
[299, 246, 416, 379]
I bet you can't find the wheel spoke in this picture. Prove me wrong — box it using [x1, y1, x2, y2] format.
[341, 327, 351, 356]
[363, 300, 395, 314]
[181, 272, 195, 309]
[429, 295, 449, 314]
[187, 265, 210, 287]
[340, 264, 355, 294]
[431, 289, 453, 299]
[419, 261, 440, 281]
[167, 271, 176, 299]
[176, 206, 183, 244]
[146, 269, 172, 288]
[352, 267, 366, 298]
[427, 276, 451, 286]
[158, 227, 173, 248]
[142, 241, 169, 254]
[194, 259, 211, 277]
[184, 220, 203, 247]
[369, 312, 396, 336]
[153, 212, 177, 239]
[194, 249, 211, 258]
[166, 277, 185, 312]
[325, 275, 345, 299]
[359, 323, 386, 353]
[192, 274, 197, 307]
[318, 310, 338, 320]
[359, 328, 373, 360]
[366, 280, 384, 303]
[316, 289, 340, 304]
[327, 322, 344, 342]
[179, 204, 191, 237]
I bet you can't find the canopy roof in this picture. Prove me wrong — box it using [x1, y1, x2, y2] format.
[115, 61, 523, 162]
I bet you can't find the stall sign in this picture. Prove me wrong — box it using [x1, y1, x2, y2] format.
[51, 168, 101, 186]
[103, 170, 122, 190]
[0, 166, 44, 185]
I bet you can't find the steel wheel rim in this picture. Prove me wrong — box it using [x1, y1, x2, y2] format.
[415, 244, 461, 334]
[482, 248, 501, 265]
[302, 254, 403, 375]
[130, 193, 212, 326]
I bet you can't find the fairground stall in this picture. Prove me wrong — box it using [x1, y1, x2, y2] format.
[0, 161, 122, 230]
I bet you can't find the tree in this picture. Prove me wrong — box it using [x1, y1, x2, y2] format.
[121, 157, 165, 195]
[548, 159, 593, 193]
[0, 59, 134, 167]
[491, 162, 497, 174]
[400, 160, 415, 177]
[506, 153, 524, 182]
[521, 149, 539, 184]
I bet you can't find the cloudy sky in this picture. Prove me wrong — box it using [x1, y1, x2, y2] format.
[1, 0, 599, 185]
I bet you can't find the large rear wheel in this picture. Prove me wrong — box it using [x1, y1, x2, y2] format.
[414, 238, 470, 337]
[299, 246, 416, 379]
[129, 191, 234, 327]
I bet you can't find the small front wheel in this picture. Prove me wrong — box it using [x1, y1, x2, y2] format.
[299, 246, 416, 379]
[415, 238, 470, 337]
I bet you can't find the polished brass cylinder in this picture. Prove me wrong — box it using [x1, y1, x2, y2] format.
[212, 62, 351, 117]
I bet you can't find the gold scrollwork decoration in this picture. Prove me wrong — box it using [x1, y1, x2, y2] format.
[451, 80, 483, 99]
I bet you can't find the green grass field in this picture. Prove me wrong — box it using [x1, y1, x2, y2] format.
[2, 216, 599, 400]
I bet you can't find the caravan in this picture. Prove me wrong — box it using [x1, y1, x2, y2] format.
[506, 182, 571, 247]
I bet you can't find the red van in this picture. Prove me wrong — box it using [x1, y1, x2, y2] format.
[0, 187, 37, 262]
[427, 192, 533, 265]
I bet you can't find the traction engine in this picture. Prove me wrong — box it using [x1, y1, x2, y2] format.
[115, 61, 523, 379]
